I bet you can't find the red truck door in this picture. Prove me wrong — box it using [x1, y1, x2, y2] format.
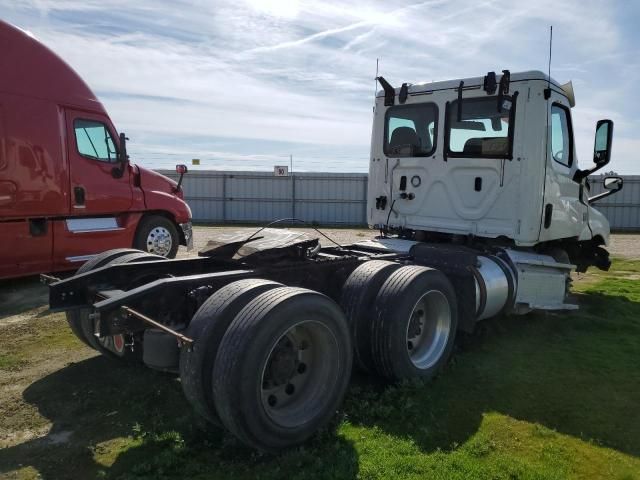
[65, 109, 133, 214]
[0, 100, 56, 278]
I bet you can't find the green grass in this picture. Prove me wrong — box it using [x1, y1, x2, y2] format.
[0, 353, 22, 371]
[1, 260, 639, 479]
[1, 311, 85, 362]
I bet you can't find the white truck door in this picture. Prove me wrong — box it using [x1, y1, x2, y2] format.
[538, 96, 589, 242]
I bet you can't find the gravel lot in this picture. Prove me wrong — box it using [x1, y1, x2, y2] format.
[185, 226, 640, 259]
[608, 233, 640, 259]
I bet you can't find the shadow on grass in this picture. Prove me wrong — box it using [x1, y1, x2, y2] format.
[0, 356, 359, 480]
[345, 290, 640, 458]
[0, 276, 49, 320]
[1, 289, 638, 479]
[0, 270, 78, 320]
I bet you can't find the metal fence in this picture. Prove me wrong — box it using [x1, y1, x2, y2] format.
[158, 170, 369, 226]
[158, 170, 640, 231]
[588, 175, 640, 231]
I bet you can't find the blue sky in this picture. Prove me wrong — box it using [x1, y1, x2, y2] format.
[2, 0, 638, 173]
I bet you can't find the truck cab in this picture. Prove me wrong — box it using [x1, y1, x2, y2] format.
[368, 70, 621, 272]
[0, 20, 193, 279]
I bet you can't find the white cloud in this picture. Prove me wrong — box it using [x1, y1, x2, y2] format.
[0, 0, 637, 173]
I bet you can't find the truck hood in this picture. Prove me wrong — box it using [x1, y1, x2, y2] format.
[131, 165, 191, 224]
[136, 165, 180, 196]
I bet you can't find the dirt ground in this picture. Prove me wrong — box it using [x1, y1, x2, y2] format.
[607, 233, 640, 259]
[0, 228, 638, 478]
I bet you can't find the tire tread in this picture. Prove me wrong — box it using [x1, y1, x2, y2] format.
[341, 260, 401, 371]
[179, 278, 282, 425]
[213, 287, 352, 451]
[371, 265, 457, 381]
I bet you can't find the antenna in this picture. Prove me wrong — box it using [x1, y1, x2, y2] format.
[544, 25, 553, 99]
[373, 58, 379, 108]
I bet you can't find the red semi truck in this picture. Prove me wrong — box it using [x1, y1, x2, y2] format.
[0, 20, 193, 280]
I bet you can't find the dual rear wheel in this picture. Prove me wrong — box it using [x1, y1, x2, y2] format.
[342, 262, 458, 381]
[181, 263, 458, 451]
[181, 282, 352, 451]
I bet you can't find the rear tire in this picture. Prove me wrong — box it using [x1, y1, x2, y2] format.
[134, 215, 179, 258]
[340, 260, 401, 372]
[213, 287, 352, 451]
[74, 251, 164, 362]
[179, 278, 283, 426]
[371, 266, 458, 381]
[66, 248, 141, 348]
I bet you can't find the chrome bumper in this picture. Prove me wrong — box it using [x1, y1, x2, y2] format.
[179, 221, 194, 251]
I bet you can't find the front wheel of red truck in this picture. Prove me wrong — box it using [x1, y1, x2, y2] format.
[134, 215, 179, 258]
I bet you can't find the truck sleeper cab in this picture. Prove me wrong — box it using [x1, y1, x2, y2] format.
[45, 69, 622, 452]
[0, 20, 192, 280]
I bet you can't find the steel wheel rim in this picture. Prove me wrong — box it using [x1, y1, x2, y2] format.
[146, 226, 172, 256]
[260, 320, 339, 428]
[406, 290, 451, 370]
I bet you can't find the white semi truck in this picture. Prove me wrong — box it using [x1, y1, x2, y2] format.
[46, 69, 623, 451]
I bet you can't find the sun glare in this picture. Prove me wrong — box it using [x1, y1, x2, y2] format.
[245, 0, 299, 19]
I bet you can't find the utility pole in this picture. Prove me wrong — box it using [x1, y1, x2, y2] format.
[290, 154, 293, 173]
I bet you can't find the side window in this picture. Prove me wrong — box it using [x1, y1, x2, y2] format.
[384, 103, 438, 157]
[551, 104, 573, 167]
[446, 97, 514, 158]
[74, 119, 118, 162]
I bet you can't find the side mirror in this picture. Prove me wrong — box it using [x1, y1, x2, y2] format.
[593, 119, 613, 166]
[588, 175, 623, 204]
[118, 132, 130, 164]
[175, 164, 188, 191]
[112, 132, 129, 179]
[604, 175, 623, 190]
[574, 119, 615, 182]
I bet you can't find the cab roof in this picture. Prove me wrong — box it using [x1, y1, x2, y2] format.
[0, 20, 106, 113]
[377, 70, 566, 98]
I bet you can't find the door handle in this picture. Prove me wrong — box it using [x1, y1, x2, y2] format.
[74, 186, 85, 206]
